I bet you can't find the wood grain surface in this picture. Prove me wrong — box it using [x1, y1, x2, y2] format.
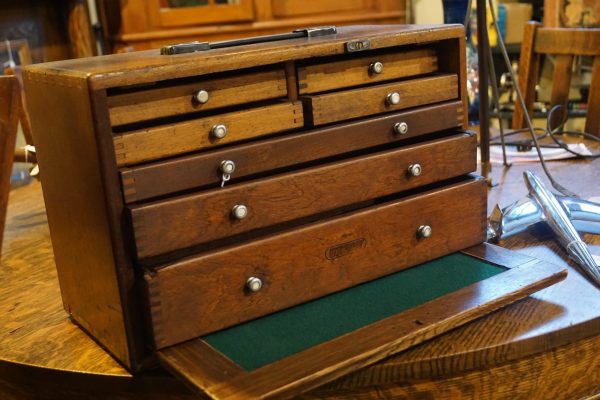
[1, 152, 600, 398]
[298, 47, 438, 94]
[119, 101, 464, 203]
[114, 101, 304, 166]
[303, 74, 458, 125]
[108, 69, 287, 126]
[130, 133, 476, 259]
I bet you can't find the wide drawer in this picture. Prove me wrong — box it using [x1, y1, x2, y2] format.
[120, 101, 465, 203]
[298, 47, 438, 94]
[130, 133, 477, 259]
[114, 101, 303, 166]
[144, 177, 487, 348]
[107, 69, 287, 126]
[303, 74, 458, 125]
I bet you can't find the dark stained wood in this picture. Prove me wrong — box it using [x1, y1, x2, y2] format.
[158, 246, 566, 400]
[587, 55, 600, 136]
[534, 27, 600, 56]
[549, 54, 573, 129]
[114, 101, 304, 166]
[512, 21, 541, 130]
[302, 74, 458, 125]
[108, 69, 288, 126]
[24, 25, 465, 90]
[131, 133, 476, 258]
[297, 47, 438, 94]
[145, 178, 488, 348]
[120, 101, 464, 203]
[0, 77, 20, 254]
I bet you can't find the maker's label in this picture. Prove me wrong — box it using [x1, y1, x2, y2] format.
[326, 238, 366, 260]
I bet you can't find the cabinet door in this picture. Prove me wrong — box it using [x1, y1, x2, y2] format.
[149, 0, 255, 28]
[272, 0, 375, 17]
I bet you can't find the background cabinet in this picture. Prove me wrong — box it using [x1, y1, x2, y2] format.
[98, 0, 406, 52]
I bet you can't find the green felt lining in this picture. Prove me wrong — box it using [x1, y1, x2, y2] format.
[203, 253, 505, 371]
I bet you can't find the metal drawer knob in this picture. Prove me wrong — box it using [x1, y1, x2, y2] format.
[220, 160, 236, 174]
[408, 163, 422, 177]
[417, 225, 432, 239]
[369, 61, 384, 74]
[386, 92, 400, 105]
[231, 204, 248, 220]
[394, 122, 408, 135]
[211, 124, 228, 139]
[194, 89, 209, 104]
[246, 277, 262, 292]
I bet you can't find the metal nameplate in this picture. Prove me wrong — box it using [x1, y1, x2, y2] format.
[345, 39, 371, 52]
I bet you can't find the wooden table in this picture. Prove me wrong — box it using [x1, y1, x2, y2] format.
[1, 155, 599, 399]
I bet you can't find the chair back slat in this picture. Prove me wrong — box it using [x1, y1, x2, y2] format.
[535, 28, 600, 56]
[586, 56, 600, 135]
[549, 54, 574, 129]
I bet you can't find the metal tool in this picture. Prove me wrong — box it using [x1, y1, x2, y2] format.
[488, 171, 600, 286]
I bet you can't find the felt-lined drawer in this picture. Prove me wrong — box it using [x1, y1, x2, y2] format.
[129, 133, 477, 259]
[120, 101, 465, 203]
[298, 48, 438, 94]
[107, 69, 287, 126]
[144, 176, 488, 348]
[303, 74, 458, 125]
[113, 101, 303, 166]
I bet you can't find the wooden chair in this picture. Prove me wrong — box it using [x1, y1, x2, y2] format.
[512, 21, 600, 136]
[0, 76, 21, 253]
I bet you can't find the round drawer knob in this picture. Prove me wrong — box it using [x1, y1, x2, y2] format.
[220, 160, 236, 174]
[417, 225, 432, 239]
[408, 163, 422, 177]
[369, 61, 384, 74]
[194, 89, 209, 104]
[231, 204, 248, 220]
[246, 277, 262, 292]
[386, 92, 401, 105]
[394, 122, 408, 135]
[211, 124, 228, 139]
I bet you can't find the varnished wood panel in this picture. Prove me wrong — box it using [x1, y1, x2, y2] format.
[131, 133, 476, 259]
[108, 69, 287, 126]
[298, 48, 438, 94]
[303, 74, 458, 125]
[120, 102, 464, 203]
[114, 102, 303, 166]
[145, 178, 488, 348]
[271, 0, 369, 17]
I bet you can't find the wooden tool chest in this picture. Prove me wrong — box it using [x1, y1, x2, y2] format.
[23, 25, 566, 399]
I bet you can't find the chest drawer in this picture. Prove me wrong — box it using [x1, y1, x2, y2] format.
[129, 132, 476, 259]
[108, 69, 287, 126]
[298, 47, 438, 94]
[144, 177, 487, 348]
[303, 74, 458, 126]
[120, 101, 464, 203]
[114, 101, 303, 166]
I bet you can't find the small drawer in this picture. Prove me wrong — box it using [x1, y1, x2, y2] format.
[107, 69, 288, 126]
[120, 101, 465, 203]
[298, 48, 438, 94]
[129, 133, 476, 259]
[303, 74, 458, 126]
[113, 101, 303, 166]
[144, 177, 487, 348]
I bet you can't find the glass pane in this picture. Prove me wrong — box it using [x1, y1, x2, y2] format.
[215, 0, 241, 3]
[166, 0, 208, 7]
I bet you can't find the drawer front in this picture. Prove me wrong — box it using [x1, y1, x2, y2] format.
[114, 102, 303, 166]
[107, 69, 287, 126]
[298, 48, 438, 94]
[130, 133, 476, 259]
[120, 101, 465, 203]
[145, 177, 487, 348]
[303, 74, 458, 125]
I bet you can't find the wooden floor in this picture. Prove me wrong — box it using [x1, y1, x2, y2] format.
[1, 147, 599, 398]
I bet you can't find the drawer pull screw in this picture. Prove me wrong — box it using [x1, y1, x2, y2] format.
[232, 204, 248, 220]
[408, 163, 422, 177]
[369, 61, 384, 74]
[417, 225, 432, 239]
[394, 122, 408, 135]
[386, 92, 401, 105]
[246, 277, 263, 292]
[211, 124, 228, 139]
[193, 89, 209, 104]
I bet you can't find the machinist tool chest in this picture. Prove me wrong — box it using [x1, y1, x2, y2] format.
[24, 25, 566, 399]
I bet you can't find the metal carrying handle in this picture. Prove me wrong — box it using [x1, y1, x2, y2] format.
[161, 26, 337, 55]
